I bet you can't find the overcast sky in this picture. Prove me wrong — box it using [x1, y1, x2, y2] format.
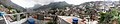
[11, 0, 119, 8]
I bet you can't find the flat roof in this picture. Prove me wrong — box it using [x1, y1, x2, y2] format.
[58, 16, 82, 24]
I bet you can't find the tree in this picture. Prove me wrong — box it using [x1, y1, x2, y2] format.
[99, 8, 120, 24]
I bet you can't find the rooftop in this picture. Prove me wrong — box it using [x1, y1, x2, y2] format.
[58, 16, 83, 24]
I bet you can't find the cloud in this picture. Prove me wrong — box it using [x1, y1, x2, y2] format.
[11, 0, 37, 8]
[11, 0, 54, 8]
[11, 0, 119, 8]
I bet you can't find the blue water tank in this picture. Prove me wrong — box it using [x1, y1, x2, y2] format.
[27, 18, 35, 24]
[72, 18, 78, 24]
[0, 12, 4, 16]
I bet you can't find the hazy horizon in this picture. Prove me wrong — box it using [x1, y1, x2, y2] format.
[11, 0, 119, 8]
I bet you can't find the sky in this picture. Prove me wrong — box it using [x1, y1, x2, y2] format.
[11, 0, 119, 8]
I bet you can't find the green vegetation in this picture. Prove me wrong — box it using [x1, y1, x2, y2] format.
[46, 21, 54, 24]
[7, 6, 21, 13]
[99, 8, 120, 24]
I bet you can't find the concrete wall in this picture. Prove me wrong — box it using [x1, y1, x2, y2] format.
[57, 17, 70, 24]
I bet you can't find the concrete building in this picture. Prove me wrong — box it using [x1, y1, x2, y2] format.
[57, 16, 82, 24]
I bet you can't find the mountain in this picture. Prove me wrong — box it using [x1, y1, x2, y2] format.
[32, 4, 42, 9]
[0, 0, 26, 12]
[48, 1, 70, 9]
[33, 1, 71, 11]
